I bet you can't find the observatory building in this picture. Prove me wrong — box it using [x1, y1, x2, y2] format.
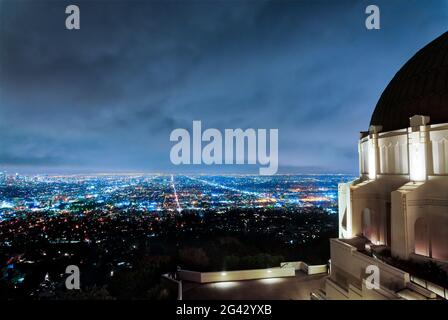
[325, 32, 448, 300]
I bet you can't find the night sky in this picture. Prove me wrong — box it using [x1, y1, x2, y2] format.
[0, 0, 447, 174]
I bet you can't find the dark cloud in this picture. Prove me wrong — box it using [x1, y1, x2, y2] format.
[0, 0, 447, 174]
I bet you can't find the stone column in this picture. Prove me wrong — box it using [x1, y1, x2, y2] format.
[408, 115, 430, 182]
[368, 125, 382, 180]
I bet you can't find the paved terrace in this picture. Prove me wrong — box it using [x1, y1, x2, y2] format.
[182, 271, 327, 300]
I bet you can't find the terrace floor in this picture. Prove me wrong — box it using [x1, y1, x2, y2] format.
[182, 271, 327, 300]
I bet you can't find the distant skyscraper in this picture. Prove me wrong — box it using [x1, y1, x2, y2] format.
[325, 32, 448, 300]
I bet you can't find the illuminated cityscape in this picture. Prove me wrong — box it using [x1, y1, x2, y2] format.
[0, 173, 353, 299]
[0, 173, 352, 217]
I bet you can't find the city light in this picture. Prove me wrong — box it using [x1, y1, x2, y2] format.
[0, 172, 352, 298]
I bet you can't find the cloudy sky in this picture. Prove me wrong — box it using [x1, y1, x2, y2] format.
[0, 0, 447, 174]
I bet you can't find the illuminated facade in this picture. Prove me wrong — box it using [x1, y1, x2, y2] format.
[325, 32, 448, 300]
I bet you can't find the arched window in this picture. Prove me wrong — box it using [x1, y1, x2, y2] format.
[414, 217, 430, 257]
[430, 216, 448, 261]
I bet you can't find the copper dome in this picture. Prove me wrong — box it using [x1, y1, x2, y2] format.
[370, 31, 448, 132]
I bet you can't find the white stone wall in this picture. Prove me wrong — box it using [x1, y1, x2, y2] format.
[326, 239, 409, 300]
[358, 124, 448, 178]
[378, 132, 408, 175]
[360, 139, 369, 175]
[430, 125, 448, 175]
[392, 177, 448, 260]
[178, 267, 295, 283]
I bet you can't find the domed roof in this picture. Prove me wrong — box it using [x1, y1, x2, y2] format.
[370, 31, 448, 132]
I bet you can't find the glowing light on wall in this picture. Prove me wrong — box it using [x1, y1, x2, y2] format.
[258, 278, 284, 284]
[409, 140, 426, 182]
[368, 138, 377, 180]
[213, 281, 239, 289]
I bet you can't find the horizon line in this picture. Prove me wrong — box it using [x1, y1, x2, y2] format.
[0, 171, 357, 177]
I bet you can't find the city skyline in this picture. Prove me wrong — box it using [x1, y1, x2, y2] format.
[0, 172, 347, 299]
